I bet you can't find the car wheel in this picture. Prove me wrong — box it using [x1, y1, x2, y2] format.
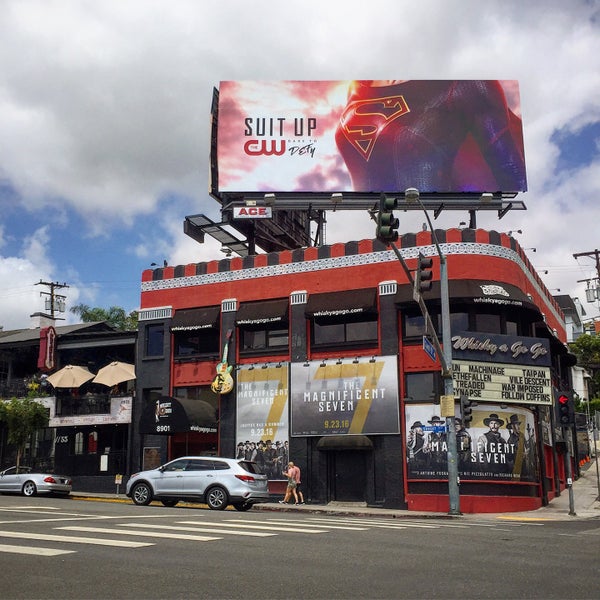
[233, 502, 252, 512]
[131, 482, 153, 506]
[161, 499, 179, 507]
[22, 481, 37, 497]
[206, 486, 229, 510]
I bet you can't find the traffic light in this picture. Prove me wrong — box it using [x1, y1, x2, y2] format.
[414, 252, 434, 294]
[376, 195, 399, 244]
[555, 390, 575, 427]
[460, 395, 475, 428]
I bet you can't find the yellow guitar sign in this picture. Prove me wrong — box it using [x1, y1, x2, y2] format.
[211, 329, 234, 394]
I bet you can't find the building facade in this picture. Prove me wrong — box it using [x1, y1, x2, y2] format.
[133, 228, 574, 512]
[0, 316, 135, 491]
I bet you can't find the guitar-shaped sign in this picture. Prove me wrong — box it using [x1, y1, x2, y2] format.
[211, 329, 234, 394]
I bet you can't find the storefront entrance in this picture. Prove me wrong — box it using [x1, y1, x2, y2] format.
[329, 450, 367, 502]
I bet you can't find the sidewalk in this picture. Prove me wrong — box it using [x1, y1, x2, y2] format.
[71, 458, 600, 522]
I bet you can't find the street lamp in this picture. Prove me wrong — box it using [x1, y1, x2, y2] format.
[404, 188, 461, 516]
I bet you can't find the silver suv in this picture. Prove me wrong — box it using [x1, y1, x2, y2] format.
[126, 457, 270, 511]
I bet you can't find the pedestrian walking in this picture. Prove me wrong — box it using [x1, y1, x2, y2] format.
[290, 461, 305, 504]
[279, 462, 299, 505]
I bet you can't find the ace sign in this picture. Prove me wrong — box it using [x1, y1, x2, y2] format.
[233, 206, 273, 219]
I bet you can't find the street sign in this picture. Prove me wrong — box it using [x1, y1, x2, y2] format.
[423, 335, 436, 362]
[422, 425, 447, 433]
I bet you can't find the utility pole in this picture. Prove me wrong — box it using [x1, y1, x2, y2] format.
[35, 280, 69, 320]
[573, 249, 600, 280]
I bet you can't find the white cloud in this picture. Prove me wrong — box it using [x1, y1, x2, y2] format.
[0, 0, 599, 328]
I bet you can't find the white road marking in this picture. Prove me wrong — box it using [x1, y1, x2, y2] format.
[228, 518, 367, 531]
[122, 523, 275, 537]
[58, 526, 222, 542]
[178, 520, 327, 534]
[0, 543, 76, 556]
[0, 530, 152, 547]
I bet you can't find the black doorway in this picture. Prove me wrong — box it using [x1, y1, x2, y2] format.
[330, 450, 367, 502]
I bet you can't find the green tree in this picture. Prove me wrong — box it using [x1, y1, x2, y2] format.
[70, 304, 138, 331]
[569, 332, 600, 400]
[0, 397, 49, 468]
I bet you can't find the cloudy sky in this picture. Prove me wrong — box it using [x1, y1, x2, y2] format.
[1, 0, 599, 331]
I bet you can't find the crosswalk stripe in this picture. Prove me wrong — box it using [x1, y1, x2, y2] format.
[0, 530, 152, 547]
[0, 506, 61, 511]
[178, 520, 327, 534]
[58, 526, 222, 542]
[0, 543, 76, 556]
[121, 523, 275, 537]
[258, 519, 368, 531]
[306, 517, 465, 529]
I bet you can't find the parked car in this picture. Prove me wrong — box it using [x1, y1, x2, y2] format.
[0, 466, 72, 497]
[126, 456, 270, 511]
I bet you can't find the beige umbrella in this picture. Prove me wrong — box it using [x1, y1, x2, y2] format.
[92, 361, 136, 387]
[47, 364, 95, 389]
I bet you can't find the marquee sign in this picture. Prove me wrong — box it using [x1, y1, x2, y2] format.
[452, 360, 552, 406]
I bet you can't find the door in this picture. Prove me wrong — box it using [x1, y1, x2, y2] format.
[181, 458, 215, 498]
[331, 451, 367, 502]
[152, 458, 188, 495]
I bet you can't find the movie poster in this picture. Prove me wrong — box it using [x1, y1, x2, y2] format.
[406, 404, 538, 482]
[290, 356, 400, 436]
[236, 363, 289, 480]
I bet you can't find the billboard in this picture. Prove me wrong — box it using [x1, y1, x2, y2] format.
[290, 356, 400, 436]
[236, 363, 289, 481]
[214, 80, 527, 195]
[406, 404, 539, 482]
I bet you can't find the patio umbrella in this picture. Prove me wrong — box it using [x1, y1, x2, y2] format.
[92, 361, 136, 387]
[47, 364, 95, 389]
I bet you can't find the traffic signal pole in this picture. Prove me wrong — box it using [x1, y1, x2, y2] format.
[440, 252, 461, 516]
[386, 190, 461, 515]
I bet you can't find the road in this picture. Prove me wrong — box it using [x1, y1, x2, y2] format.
[0, 495, 598, 599]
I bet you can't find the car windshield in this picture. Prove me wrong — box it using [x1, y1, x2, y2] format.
[238, 461, 263, 474]
[2, 466, 33, 475]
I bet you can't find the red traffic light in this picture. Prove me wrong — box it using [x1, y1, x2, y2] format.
[558, 394, 569, 405]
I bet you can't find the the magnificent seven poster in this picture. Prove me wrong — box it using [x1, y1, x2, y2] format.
[405, 404, 539, 482]
[236, 363, 289, 480]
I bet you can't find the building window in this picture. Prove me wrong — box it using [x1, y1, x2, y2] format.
[312, 319, 378, 348]
[174, 329, 220, 359]
[403, 311, 441, 340]
[236, 299, 290, 357]
[405, 372, 442, 403]
[240, 328, 289, 354]
[475, 312, 502, 334]
[306, 288, 379, 351]
[74, 431, 84, 455]
[145, 323, 164, 357]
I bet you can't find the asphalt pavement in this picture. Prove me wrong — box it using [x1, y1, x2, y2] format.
[71, 457, 600, 522]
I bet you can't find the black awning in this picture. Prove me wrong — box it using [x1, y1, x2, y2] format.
[395, 280, 539, 312]
[305, 288, 378, 322]
[171, 306, 220, 331]
[235, 298, 289, 328]
[139, 396, 218, 435]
